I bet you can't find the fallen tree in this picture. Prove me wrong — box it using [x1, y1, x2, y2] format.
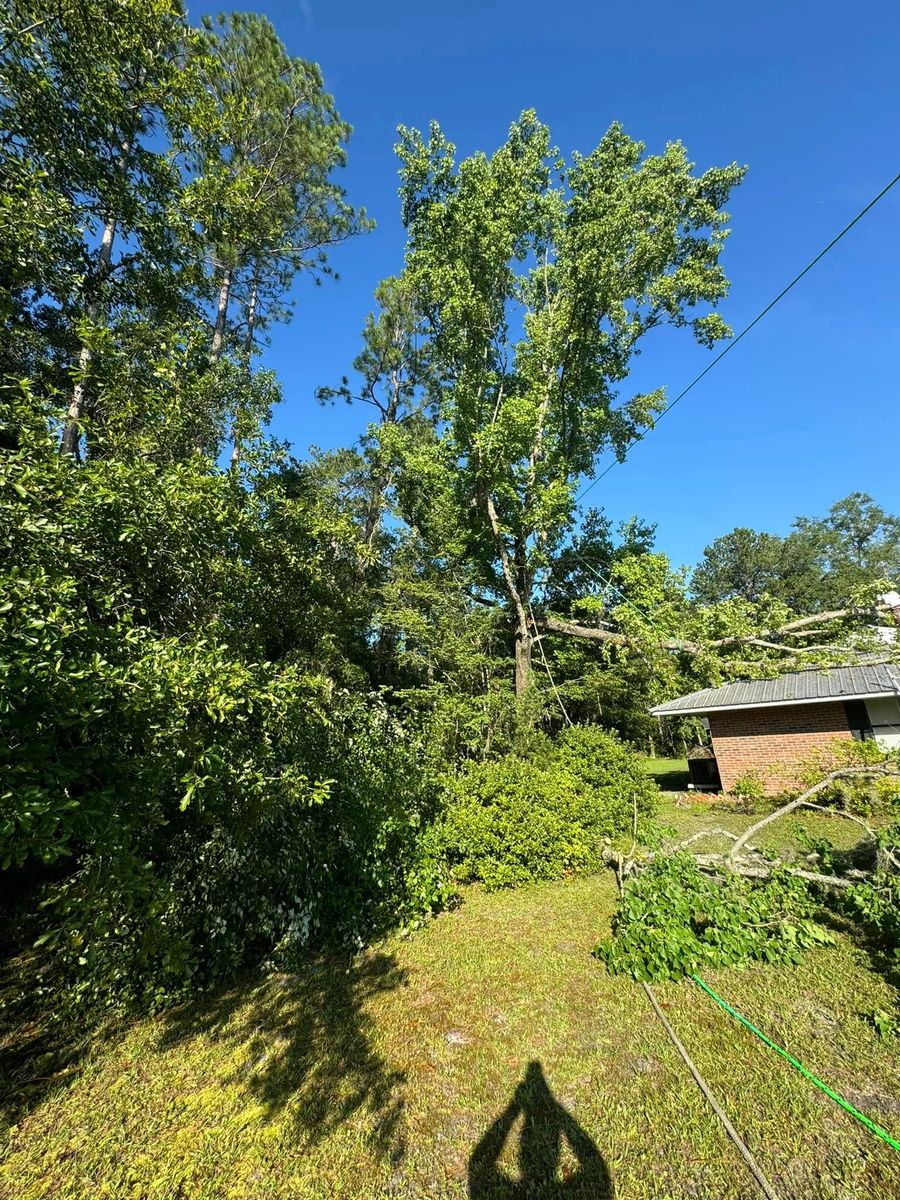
[596, 764, 900, 983]
[534, 602, 897, 658]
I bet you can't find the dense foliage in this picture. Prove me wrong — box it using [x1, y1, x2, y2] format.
[440, 728, 659, 890]
[595, 854, 833, 981]
[1, 394, 448, 1009]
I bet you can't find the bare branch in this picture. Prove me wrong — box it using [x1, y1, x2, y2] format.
[728, 766, 900, 861]
[671, 828, 743, 851]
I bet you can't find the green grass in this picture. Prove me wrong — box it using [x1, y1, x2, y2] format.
[641, 756, 690, 792]
[2, 805, 899, 1199]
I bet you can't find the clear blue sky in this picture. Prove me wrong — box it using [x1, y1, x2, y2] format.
[210, 0, 900, 569]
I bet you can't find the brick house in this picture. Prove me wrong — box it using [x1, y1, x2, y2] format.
[650, 661, 900, 793]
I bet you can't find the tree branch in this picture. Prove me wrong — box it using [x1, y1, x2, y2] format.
[532, 602, 893, 657]
[728, 766, 899, 861]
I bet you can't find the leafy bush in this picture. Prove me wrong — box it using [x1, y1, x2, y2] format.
[595, 854, 832, 981]
[439, 726, 659, 890]
[730, 771, 766, 803]
[1, 395, 448, 1011]
[838, 868, 900, 970]
[20, 669, 450, 1011]
[552, 724, 660, 831]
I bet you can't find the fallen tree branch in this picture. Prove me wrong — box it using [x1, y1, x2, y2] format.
[693, 855, 865, 890]
[603, 847, 869, 892]
[671, 828, 743, 851]
[728, 766, 900, 862]
[532, 603, 893, 657]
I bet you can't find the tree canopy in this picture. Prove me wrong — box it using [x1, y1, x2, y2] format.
[693, 493, 900, 611]
[394, 111, 746, 692]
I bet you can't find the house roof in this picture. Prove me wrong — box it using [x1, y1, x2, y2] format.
[650, 660, 900, 717]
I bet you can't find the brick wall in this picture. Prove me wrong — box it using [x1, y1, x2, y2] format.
[708, 702, 853, 793]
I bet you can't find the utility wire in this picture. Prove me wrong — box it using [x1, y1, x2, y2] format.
[642, 982, 781, 1200]
[576, 168, 900, 505]
[529, 602, 573, 725]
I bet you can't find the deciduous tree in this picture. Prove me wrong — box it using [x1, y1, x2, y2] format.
[396, 112, 745, 693]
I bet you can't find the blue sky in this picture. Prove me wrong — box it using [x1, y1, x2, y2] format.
[210, 0, 899, 569]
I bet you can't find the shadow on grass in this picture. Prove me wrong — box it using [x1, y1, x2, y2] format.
[651, 770, 690, 793]
[0, 901, 101, 1127]
[469, 1061, 613, 1198]
[157, 950, 407, 1161]
[818, 904, 900, 994]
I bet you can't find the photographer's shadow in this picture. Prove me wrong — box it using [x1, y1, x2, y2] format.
[468, 1060, 613, 1198]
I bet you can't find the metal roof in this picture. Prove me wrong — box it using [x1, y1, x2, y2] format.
[650, 660, 900, 717]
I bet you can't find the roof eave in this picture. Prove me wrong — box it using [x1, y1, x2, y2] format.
[650, 689, 899, 718]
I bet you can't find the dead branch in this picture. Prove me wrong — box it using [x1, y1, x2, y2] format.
[602, 764, 899, 904]
[728, 766, 900, 861]
[671, 828, 742, 851]
[694, 855, 863, 890]
[604, 847, 868, 892]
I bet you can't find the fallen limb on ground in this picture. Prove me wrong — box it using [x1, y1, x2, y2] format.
[605, 764, 900, 893]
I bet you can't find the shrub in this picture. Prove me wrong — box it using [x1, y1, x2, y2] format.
[1, 397, 449, 1011]
[730, 771, 766, 804]
[24, 687, 451, 1011]
[439, 726, 659, 890]
[553, 724, 660, 832]
[798, 740, 900, 816]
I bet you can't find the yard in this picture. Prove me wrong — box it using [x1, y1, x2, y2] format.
[640, 757, 690, 792]
[2, 801, 899, 1200]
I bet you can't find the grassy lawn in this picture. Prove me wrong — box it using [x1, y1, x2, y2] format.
[2, 805, 900, 1199]
[641, 757, 690, 792]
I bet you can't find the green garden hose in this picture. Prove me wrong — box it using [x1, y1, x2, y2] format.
[691, 974, 900, 1155]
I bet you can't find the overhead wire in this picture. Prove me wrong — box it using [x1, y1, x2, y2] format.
[576, 168, 900, 505]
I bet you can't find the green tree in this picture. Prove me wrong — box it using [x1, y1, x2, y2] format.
[792, 492, 900, 608]
[692, 527, 789, 604]
[317, 275, 440, 558]
[693, 493, 900, 612]
[189, 11, 369, 461]
[0, 0, 205, 456]
[396, 112, 745, 693]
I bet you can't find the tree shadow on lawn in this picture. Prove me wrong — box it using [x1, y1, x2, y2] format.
[818, 904, 900, 995]
[469, 1061, 613, 1198]
[0, 949, 97, 1127]
[156, 949, 408, 1162]
[0, 895, 103, 1128]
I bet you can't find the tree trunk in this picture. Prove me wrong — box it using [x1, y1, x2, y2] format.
[362, 470, 390, 548]
[60, 127, 136, 458]
[514, 622, 532, 696]
[59, 208, 119, 457]
[210, 264, 234, 364]
[230, 270, 258, 469]
[358, 379, 400, 568]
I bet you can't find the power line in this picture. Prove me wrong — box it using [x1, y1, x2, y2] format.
[576, 168, 900, 505]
